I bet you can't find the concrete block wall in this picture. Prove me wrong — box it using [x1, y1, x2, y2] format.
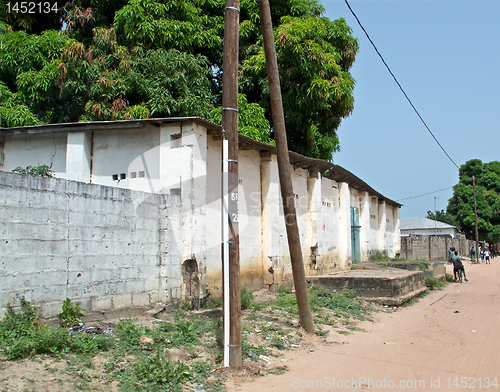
[400, 234, 474, 261]
[0, 171, 181, 318]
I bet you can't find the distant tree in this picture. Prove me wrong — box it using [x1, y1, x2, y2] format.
[426, 209, 457, 227]
[447, 159, 500, 243]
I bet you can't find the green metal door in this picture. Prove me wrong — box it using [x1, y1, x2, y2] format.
[351, 207, 361, 263]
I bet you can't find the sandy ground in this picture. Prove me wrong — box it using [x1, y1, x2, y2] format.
[231, 258, 500, 392]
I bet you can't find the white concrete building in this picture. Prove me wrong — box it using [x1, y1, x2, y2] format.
[400, 217, 460, 238]
[0, 118, 401, 297]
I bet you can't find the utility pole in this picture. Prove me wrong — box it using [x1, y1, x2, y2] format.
[473, 175, 479, 264]
[434, 197, 437, 232]
[258, 0, 314, 333]
[222, 0, 242, 369]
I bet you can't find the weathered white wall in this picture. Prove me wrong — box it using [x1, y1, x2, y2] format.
[3, 132, 68, 176]
[205, 135, 223, 293]
[238, 149, 263, 288]
[318, 177, 339, 271]
[1, 120, 402, 302]
[92, 125, 160, 191]
[0, 171, 182, 318]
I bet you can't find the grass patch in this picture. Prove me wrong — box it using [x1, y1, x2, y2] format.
[425, 276, 446, 290]
[0, 286, 377, 391]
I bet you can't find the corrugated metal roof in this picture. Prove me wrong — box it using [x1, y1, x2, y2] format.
[1, 117, 402, 207]
[400, 217, 458, 230]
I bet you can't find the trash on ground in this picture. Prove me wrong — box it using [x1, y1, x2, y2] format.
[67, 323, 115, 337]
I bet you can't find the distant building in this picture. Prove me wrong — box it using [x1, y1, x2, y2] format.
[400, 217, 460, 238]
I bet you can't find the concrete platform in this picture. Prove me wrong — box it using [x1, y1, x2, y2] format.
[307, 268, 426, 306]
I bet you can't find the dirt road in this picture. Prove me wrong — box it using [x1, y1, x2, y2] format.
[233, 259, 500, 392]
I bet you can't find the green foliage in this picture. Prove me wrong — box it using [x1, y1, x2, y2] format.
[418, 262, 429, 271]
[447, 159, 500, 243]
[426, 209, 457, 227]
[240, 10, 358, 160]
[240, 286, 254, 310]
[58, 298, 87, 327]
[371, 251, 389, 262]
[12, 164, 54, 177]
[445, 273, 455, 282]
[132, 352, 191, 387]
[425, 276, 446, 290]
[0, 297, 112, 359]
[274, 285, 369, 320]
[116, 318, 150, 350]
[0, 0, 359, 160]
[208, 94, 274, 145]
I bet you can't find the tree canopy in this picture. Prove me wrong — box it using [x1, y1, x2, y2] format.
[446, 159, 500, 244]
[0, 0, 359, 160]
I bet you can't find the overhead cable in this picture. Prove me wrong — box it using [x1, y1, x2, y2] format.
[396, 186, 454, 201]
[344, 0, 460, 170]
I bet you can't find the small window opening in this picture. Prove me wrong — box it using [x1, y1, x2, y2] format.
[120, 173, 126, 180]
[138, 171, 146, 178]
[130, 172, 137, 179]
[112, 174, 119, 181]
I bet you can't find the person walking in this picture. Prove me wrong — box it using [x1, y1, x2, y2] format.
[451, 250, 468, 282]
[485, 249, 491, 264]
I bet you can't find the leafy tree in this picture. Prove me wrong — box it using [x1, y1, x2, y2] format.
[112, 0, 358, 159]
[447, 159, 500, 243]
[0, 0, 359, 161]
[1, 26, 212, 125]
[208, 94, 273, 145]
[240, 12, 358, 160]
[0, 0, 61, 33]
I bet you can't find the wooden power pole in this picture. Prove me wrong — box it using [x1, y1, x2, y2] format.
[222, 0, 242, 369]
[258, 0, 314, 333]
[473, 175, 479, 264]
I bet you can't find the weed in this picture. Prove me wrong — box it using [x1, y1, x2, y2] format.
[240, 286, 253, 310]
[445, 273, 455, 282]
[425, 276, 446, 290]
[116, 318, 150, 350]
[419, 262, 429, 270]
[58, 298, 86, 328]
[12, 164, 54, 177]
[265, 366, 287, 375]
[0, 298, 113, 359]
[371, 251, 389, 262]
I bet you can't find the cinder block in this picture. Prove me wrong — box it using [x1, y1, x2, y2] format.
[125, 280, 145, 293]
[0, 171, 28, 189]
[132, 293, 150, 307]
[112, 294, 132, 309]
[41, 301, 64, 319]
[91, 296, 112, 311]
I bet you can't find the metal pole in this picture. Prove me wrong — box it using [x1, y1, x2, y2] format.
[258, 0, 314, 333]
[473, 175, 479, 264]
[222, 140, 230, 367]
[222, 0, 242, 369]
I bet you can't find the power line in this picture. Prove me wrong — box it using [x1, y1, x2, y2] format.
[396, 186, 454, 202]
[343, 0, 460, 170]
